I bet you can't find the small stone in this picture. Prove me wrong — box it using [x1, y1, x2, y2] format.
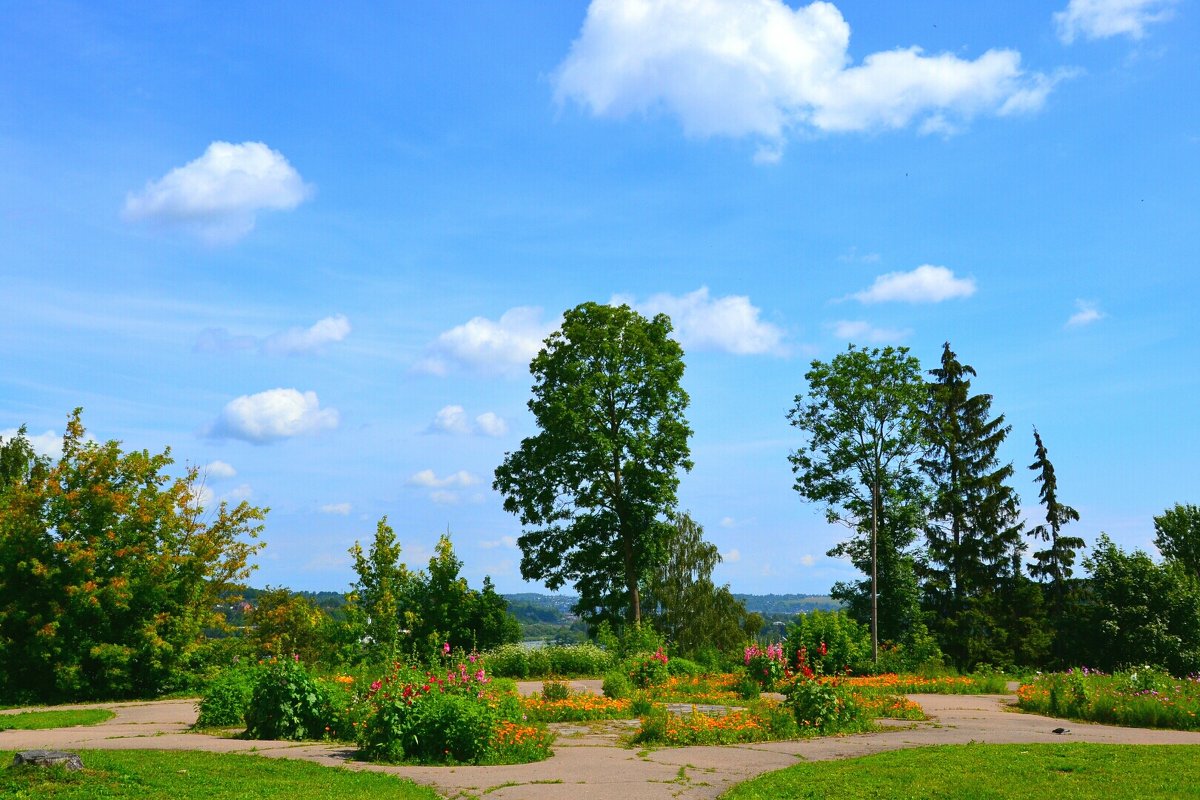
[11, 750, 84, 771]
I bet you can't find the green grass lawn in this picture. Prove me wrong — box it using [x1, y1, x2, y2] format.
[0, 750, 441, 800]
[0, 710, 115, 731]
[722, 743, 1200, 799]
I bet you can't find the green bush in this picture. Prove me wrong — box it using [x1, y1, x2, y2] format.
[628, 648, 670, 688]
[481, 643, 613, 679]
[602, 670, 631, 699]
[630, 692, 654, 716]
[735, 672, 761, 700]
[667, 656, 703, 677]
[788, 679, 868, 734]
[358, 662, 540, 765]
[244, 656, 332, 741]
[195, 663, 260, 728]
[541, 679, 570, 701]
[786, 610, 870, 675]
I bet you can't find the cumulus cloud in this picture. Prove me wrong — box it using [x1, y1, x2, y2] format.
[209, 388, 339, 444]
[196, 315, 350, 357]
[0, 428, 63, 460]
[263, 315, 351, 356]
[427, 405, 509, 437]
[614, 287, 786, 355]
[852, 265, 976, 304]
[204, 460, 237, 479]
[1054, 0, 1178, 43]
[407, 469, 480, 489]
[416, 307, 557, 377]
[123, 141, 312, 243]
[1066, 299, 1106, 327]
[474, 412, 509, 437]
[830, 320, 912, 343]
[320, 502, 352, 515]
[554, 0, 1059, 159]
[481, 536, 519, 549]
[722, 548, 742, 563]
[799, 554, 817, 567]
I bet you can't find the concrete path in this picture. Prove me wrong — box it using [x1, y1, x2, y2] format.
[5, 686, 1200, 800]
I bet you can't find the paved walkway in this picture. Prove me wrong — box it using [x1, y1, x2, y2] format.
[5, 684, 1200, 800]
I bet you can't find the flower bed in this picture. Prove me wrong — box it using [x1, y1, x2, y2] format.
[1018, 667, 1200, 730]
[522, 693, 632, 722]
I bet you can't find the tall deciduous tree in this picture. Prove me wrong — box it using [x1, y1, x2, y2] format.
[642, 512, 761, 656]
[788, 345, 927, 661]
[1154, 503, 1200, 580]
[1027, 428, 1085, 604]
[347, 517, 418, 662]
[919, 343, 1024, 668]
[494, 302, 692, 629]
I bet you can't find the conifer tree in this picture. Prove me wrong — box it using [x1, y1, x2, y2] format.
[919, 343, 1024, 667]
[1027, 428, 1085, 610]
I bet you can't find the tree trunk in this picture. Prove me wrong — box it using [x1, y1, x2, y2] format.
[871, 478, 879, 664]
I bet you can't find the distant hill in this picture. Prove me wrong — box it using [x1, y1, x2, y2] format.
[733, 594, 842, 616]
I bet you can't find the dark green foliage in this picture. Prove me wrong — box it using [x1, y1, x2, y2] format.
[789, 345, 928, 660]
[1154, 503, 1200, 580]
[919, 343, 1025, 670]
[642, 512, 762, 657]
[346, 523, 520, 663]
[494, 302, 693, 628]
[481, 642, 613, 678]
[1027, 429, 1085, 595]
[195, 663, 261, 727]
[1081, 535, 1200, 675]
[602, 669, 631, 698]
[0, 411, 265, 703]
[244, 656, 332, 740]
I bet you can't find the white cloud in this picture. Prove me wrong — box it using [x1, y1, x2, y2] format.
[799, 553, 816, 567]
[554, 0, 1057, 159]
[416, 307, 557, 377]
[427, 406, 509, 437]
[430, 405, 473, 435]
[209, 388, 339, 444]
[474, 412, 509, 437]
[204, 459, 237, 479]
[719, 516, 737, 528]
[852, 265, 976, 304]
[196, 315, 350, 356]
[0, 428, 62, 460]
[225, 483, 253, 502]
[320, 502, 352, 515]
[123, 141, 312, 243]
[481, 536, 519, 549]
[1054, 0, 1178, 44]
[407, 469, 480, 489]
[830, 320, 912, 343]
[1066, 299, 1106, 327]
[722, 548, 742, 563]
[614, 287, 785, 355]
[262, 315, 351, 356]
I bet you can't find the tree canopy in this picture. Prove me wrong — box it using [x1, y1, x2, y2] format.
[0, 411, 265, 702]
[788, 344, 926, 660]
[493, 302, 692, 628]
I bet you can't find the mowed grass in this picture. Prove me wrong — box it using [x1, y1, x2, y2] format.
[0, 709, 115, 730]
[0, 750, 441, 800]
[722, 743, 1200, 800]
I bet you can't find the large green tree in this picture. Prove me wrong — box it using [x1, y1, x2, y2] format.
[919, 343, 1024, 668]
[347, 517, 419, 663]
[1154, 503, 1200, 580]
[494, 302, 692, 629]
[0, 411, 265, 702]
[642, 512, 762, 656]
[788, 344, 927, 660]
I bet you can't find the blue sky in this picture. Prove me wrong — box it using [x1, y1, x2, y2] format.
[2, 0, 1196, 596]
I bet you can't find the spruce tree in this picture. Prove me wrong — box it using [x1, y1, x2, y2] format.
[919, 343, 1023, 667]
[1027, 428, 1085, 613]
